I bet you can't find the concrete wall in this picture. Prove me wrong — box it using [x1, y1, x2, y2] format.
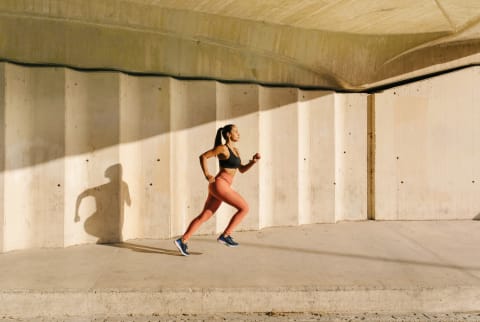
[0, 62, 368, 252]
[4, 63, 478, 252]
[374, 66, 480, 220]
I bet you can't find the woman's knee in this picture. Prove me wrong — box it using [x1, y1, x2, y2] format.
[238, 202, 249, 214]
[198, 210, 214, 222]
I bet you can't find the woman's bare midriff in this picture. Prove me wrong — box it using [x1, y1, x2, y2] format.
[219, 167, 237, 177]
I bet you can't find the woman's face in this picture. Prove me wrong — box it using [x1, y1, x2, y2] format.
[228, 126, 240, 142]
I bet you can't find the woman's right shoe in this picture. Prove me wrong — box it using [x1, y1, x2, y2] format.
[174, 238, 190, 256]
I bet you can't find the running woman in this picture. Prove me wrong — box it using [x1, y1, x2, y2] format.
[174, 124, 261, 256]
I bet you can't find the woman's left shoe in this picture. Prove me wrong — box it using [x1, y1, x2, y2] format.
[217, 234, 239, 247]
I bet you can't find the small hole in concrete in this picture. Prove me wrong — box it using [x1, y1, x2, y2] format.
[396, 156, 399, 160]
[157, 158, 160, 162]
[86, 159, 89, 162]
[57, 184, 61, 187]
[149, 183, 153, 186]
[401, 181, 404, 184]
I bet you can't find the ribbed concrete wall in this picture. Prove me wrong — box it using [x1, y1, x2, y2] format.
[374, 66, 480, 220]
[5, 63, 478, 252]
[0, 62, 368, 252]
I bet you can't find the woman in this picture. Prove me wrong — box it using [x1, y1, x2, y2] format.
[174, 124, 261, 256]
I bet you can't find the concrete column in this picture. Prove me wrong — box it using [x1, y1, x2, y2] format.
[3, 64, 65, 251]
[334, 94, 368, 222]
[65, 70, 120, 246]
[170, 80, 217, 237]
[298, 91, 336, 224]
[259, 87, 299, 228]
[216, 83, 260, 232]
[119, 75, 171, 240]
[120, 75, 171, 239]
[0, 63, 4, 252]
[374, 67, 480, 220]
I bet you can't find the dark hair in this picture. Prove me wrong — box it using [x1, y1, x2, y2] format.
[214, 124, 234, 148]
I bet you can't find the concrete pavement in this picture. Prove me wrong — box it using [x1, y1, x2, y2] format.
[0, 221, 479, 319]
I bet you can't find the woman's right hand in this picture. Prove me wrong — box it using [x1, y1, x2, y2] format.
[206, 174, 215, 183]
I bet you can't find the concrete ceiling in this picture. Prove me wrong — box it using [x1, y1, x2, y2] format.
[1, 0, 480, 90]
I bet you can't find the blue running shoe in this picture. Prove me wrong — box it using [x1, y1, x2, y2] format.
[174, 238, 190, 256]
[217, 234, 239, 247]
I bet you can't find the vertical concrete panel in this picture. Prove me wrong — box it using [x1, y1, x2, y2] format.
[31, 68, 65, 248]
[299, 91, 336, 224]
[373, 92, 397, 219]
[471, 68, 480, 221]
[3, 65, 65, 251]
[119, 75, 171, 240]
[65, 71, 120, 246]
[334, 94, 368, 222]
[298, 92, 311, 225]
[259, 87, 299, 227]
[119, 74, 141, 240]
[423, 68, 480, 219]
[216, 83, 260, 232]
[375, 67, 480, 220]
[3, 65, 31, 251]
[170, 80, 217, 237]
[0, 63, 4, 252]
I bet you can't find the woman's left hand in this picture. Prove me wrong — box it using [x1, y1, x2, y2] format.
[252, 153, 261, 162]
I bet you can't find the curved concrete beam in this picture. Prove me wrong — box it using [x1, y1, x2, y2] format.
[0, 0, 479, 90]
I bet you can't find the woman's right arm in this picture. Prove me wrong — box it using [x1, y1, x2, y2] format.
[199, 146, 225, 183]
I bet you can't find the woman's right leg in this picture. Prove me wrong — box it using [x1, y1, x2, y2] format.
[182, 192, 221, 242]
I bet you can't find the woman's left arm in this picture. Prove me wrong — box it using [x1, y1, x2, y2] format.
[239, 152, 261, 173]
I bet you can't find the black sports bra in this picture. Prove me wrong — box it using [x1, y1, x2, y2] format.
[219, 145, 241, 169]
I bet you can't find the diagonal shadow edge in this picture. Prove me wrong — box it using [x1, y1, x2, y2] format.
[218, 241, 480, 273]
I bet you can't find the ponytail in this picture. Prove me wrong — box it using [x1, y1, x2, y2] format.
[214, 127, 224, 148]
[213, 124, 234, 148]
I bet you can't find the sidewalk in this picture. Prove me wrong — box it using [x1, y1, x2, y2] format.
[0, 221, 479, 319]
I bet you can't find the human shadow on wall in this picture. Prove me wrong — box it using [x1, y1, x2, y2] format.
[74, 164, 131, 244]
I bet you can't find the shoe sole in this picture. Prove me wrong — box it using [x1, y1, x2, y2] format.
[174, 239, 189, 256]
[217, 239, 239, 248]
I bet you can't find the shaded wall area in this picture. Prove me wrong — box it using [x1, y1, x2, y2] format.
[0, 62, 366, 252]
